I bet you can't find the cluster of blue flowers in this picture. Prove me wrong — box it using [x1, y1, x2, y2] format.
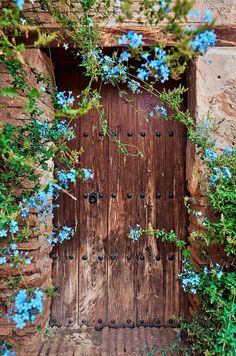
[99, 55, 128, 84]
[137, 47, 170, 83]
[8, 288, 44, 329]
[56, 91, 75, 110]
[118, 31, 144, 48]
[179, 268, 200, 294]
[83, 168, 94, 180]
[128, 224, 141, 241]
[0, 220, 19, 239]
[149, 104, 167, 118]
[209, 166, 232, 185]
[47, 226, 74, 245]
[36, 120, 75, 142]
[203, 263, 223, 278]
[19, 190, 55, 218]
[0, 244, 32, 266]
[57, 168, 77, 189]
[204, 149, 217, 161]
[224, 146, 236, 156]
[190, 30, 216, 54]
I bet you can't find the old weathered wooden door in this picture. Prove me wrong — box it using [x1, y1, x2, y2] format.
[50, 64, 187, 330]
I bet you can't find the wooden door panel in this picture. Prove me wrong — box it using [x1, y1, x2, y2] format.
[79, 104, 109, 328]
[51, 66, 187, 328]
[107, 86, 137, 328]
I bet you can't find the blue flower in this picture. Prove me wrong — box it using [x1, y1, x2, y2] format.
[83, 168, 93, 180]
[0, 257, 7, 264]
[141, 52, 150, 61]
[15, 0, 25, 10]
[209, 167, 220, 185]
[56, 91, 75, 110]
[202, 9, 213, 24]
[127, 80, 140, 93]
[190, 30, 216, 54]
[154, 105, 167, 116]
[9, 220, 19, 234]
[57, 168, 77, 188]
[224, 146, 236, 156]
[120, 51, 131, 62]
[117, 34, 128, 45]
[47, 226, 74, 245]
[222, 166, 231, 179]
[9, 288, 44, 329]
[129, 32, 144, 48]
[204, 149, 217, 161]
[129, 224, 141, 241]
[137, 68, 150, 81]
[0, 230, 8, 238]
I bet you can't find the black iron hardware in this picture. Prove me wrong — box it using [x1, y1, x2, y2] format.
[140, 255, 145, 261]
[68, 255, 74, 260]
[127, 193, 132, 198]
[98, 319, 103, 324]
[168, 255, 174, 261]
[89, 192, 97, 204]
[82, 255, 88, 260]
[140, 192, 145, 198]
[98, 256, 103, 261]
[111, 192, 116, 198]
[127, 255, 132, 261]
[98, 192, 104, 199]
[83, 132, 88, 137]
[169, 319, 174, 325]
[156, 131, 161, 137]
[168, 131, 174, 137]
[110, 255, 116, 261]
[82, 319, 87, 324]
[51, 254, 59, 260]
[156, 192, 161, 199]
[140, 131, 145, 137]
[155, 255, 161, 261]
[68, 318, 74, 325]
[50, 316, 62, 328]
[169, 192, 174, 199]
[83, 193, 88, 199]
[127, 131, 132, 137]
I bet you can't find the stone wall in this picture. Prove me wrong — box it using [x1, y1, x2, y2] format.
[0, 49, 54, 355]
[186, 47, 236, 314]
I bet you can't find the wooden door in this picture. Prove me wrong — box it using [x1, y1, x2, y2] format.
[50, 65, 187, 329]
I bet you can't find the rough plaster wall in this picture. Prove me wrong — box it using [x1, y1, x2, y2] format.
[0, 49, 54, 355]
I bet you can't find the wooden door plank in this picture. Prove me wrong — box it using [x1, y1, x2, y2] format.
[107, 86, 137, 328]
[78, 88, 109, 328]
[135, 90, 165, 327]
[50, 66, 79, 327]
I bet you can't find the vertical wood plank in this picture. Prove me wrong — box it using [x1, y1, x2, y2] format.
[78, 85, 109, 328]
[107, 85, 137, 328]
[50, 66, 79, 327]
[135, 89, 165, 327]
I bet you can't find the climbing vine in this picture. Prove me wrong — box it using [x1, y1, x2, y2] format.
[0, 0, 235, 355]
